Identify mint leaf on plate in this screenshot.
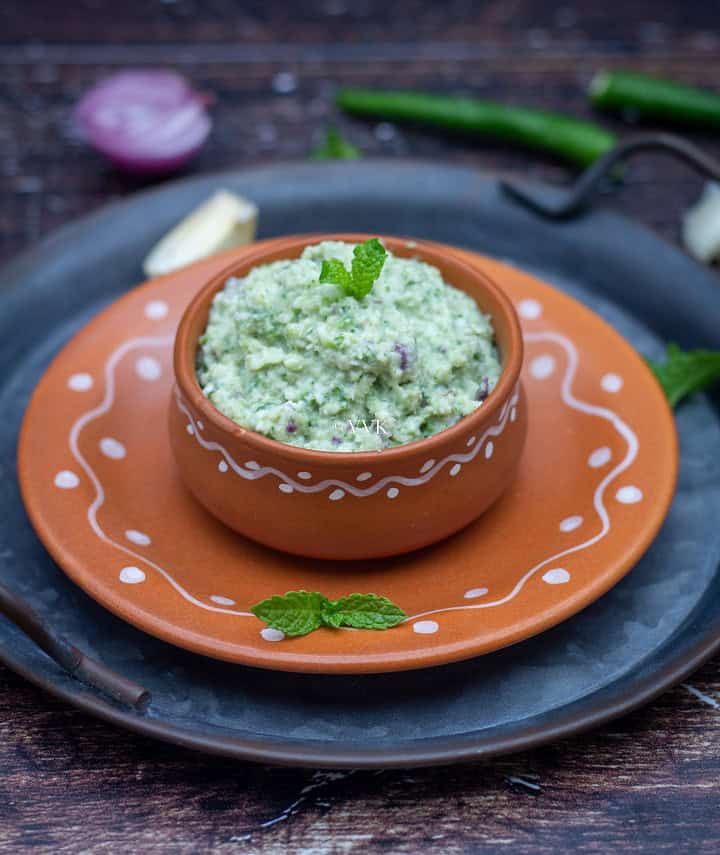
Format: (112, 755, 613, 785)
(319, 237, 387, 300)
(251, 590, 332, 637)
(648, 343, 720, 408)
(323, 593, 407, 630)
(309, 127, 361, 161)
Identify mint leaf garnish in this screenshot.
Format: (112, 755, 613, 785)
(251, 590, 331, 637)
(309, 127, 362, 160)
(319, 237, 387, 300)
(323, 593, 407, 630)
(351, 238, 388, 298)
(647, 343, 720, 408)
(251, 590, 407, 638)
(318, 258, 352, 292)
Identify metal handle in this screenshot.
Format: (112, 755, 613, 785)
(500, 133, 720, 219)
(0, 581, 151, 711)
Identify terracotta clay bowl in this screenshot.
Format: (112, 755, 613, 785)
(170, 234, 527, 559)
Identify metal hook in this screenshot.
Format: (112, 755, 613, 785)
(0, 581, 151, 711)
(500, 133, 720, 219)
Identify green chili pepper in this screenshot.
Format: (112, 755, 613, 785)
(589, 70, 720, 127)
(336, 88, 616, 167)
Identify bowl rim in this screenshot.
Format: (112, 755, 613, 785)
(173, 233, 524, 466)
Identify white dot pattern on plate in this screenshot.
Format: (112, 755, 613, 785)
(125, 529, 151, 546)
(186, 423, 194, 435)
(517, 298, 542, 319)
(196, 421, 204, 431)
(387, 487, 399, 499)
(530, 354, 556, 379)
(588, 446, 612, 468)
(210, 595, 236, 606)
(484, 441, 494, 460)
(464, 587, 489, 599)
(616, 485, 643, 504)
(144, 300, 169, 320)
(218, 460, 228, 473)
(246, 461, 260, 470)
(511, 407, 517, 422)
(450, 463, 461, 476)
(99, 437, 126, 460)
(413, 620, 439, 635)
(135, 356, 162, 381)
(119, 566, 146, 584)
(298, 471, 312, 480)
(54, 470, 79, 489)
(559, 515, 583, 533)
(542, 568, 570, 584)
(601, 373, 624, 393)
(466, 436, 476, 447)
(261, 627, 286, 642)
(357, 472, 372, 482)
(37, 308, 657, 676)
(329, 489, 345, 501)
(278, 483, 293, 493)
(67, 372, 93, 391)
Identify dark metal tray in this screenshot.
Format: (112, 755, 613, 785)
(1, 161, 719, 768)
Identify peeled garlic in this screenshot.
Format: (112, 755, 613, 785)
(682, 182, 720, 264)
(142, 190, 258, 276)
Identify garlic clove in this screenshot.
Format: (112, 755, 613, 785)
(682, 181, 720, 265)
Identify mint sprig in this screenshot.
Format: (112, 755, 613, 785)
(309, 127, 362, 160)
(251, 590, 407, 638)
(319, 237, 387, 300)
(647, 343, 720, 408)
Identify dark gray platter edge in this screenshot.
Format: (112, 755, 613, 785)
(3, 612, 720, 768)
(1, 159, 719, 769)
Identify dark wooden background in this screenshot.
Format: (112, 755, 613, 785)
(2, 1, 720, 851)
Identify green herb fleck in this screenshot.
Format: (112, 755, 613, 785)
(647, 343, 720, 408)
(309, 126, 362, 160)
(319, 237, 387, 300)
(251, 590, 407, 638)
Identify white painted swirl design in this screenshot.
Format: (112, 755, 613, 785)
(407, 331, 639, 622)
(176, 388, 519, 497)
(65, 328, 639, 636)
(67, 336, 252, 618)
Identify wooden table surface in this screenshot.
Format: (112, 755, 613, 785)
(2, 1, 719, 851)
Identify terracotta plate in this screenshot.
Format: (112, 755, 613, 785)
(18, 240, 677, 674)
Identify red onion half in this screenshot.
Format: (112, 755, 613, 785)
(74, 70, 212, 175)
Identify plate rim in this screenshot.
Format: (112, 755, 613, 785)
(1, 621, 719, 768)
